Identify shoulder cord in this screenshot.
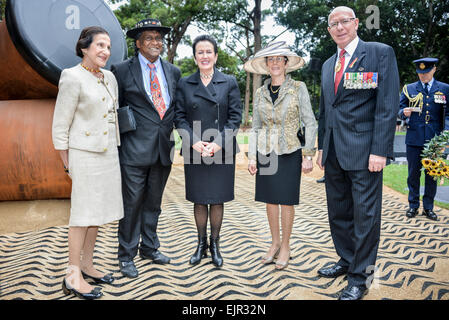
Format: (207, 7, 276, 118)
(402, 85, 423, 115)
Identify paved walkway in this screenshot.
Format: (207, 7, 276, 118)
(1, 165, 449, 300)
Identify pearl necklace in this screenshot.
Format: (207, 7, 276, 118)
(200, 72, 214, 79)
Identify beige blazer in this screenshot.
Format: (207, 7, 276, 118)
(52, 64, 120, 152)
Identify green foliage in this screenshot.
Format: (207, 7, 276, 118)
(422, 130, 449, 161)
(0, 0, 5, 21)
(272, 0, 449, 87)
(111, 0, 208, 62)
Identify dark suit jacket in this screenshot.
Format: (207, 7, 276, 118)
(318, 39, 400, 171)
(111, 56, 181, 167)
(398, 80, 449, 147)
(174, 69, 242, 161)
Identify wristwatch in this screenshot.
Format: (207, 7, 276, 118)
(305, 156, 312, 161)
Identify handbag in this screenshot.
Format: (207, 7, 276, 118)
(117, 106, 137, 134)
(297, 126, 306, 147)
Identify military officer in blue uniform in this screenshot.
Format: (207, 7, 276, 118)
(398, 57, 449, 221)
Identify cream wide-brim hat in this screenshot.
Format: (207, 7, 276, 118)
(243, 41, 305, 75)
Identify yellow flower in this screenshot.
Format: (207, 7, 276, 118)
(422, 159, 432, 167)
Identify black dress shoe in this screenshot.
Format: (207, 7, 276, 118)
(406, 207, 419, 218)
(339, 285, 368, 300)
(316, 176, 325, 183)
(119, 261, 138, 278)
(62, 278, 103, 300)
(190, 236, 208, 265)
(81, 271, 114, 284)
(317, 263, 348, 278)
(423, 209, 438, 221)
(140, 250, 171, 264)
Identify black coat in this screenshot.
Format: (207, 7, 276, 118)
(318, 40, 400, 170)
(174, 69, 242, 162)
(111, 56, 181, 166)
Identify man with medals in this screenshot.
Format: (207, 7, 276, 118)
(398, 57, 449, 221)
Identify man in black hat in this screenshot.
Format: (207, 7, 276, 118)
(398, 57, 449, 221)
(111, 19, 181, 278)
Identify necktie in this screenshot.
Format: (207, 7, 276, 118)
(424, 83, 429, 95)
(334, 49, 346, 94)
(148, 63, 167, 119)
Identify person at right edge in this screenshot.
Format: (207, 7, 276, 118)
(316, 6, 400, 300)
(398, 57, 449, 221)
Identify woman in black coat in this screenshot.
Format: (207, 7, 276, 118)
(174, 35, 242, 267)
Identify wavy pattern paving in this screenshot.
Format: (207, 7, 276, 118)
(1, 166, 448, 300)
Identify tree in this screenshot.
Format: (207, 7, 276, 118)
(111, 0, 208, 63)
(196, 0, 267, 126)
(272, 0, 449, 89)
(0, 0, 5, 21)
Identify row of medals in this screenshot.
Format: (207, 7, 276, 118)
(335, 60, 378, 89)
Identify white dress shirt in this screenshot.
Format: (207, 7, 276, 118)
(138, 52, 171, 108)
(334, 36, 360, 80)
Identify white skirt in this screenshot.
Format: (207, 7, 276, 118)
(68, 122, 124, 226)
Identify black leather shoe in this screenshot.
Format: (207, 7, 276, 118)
(119, 261, 138, 278)
(81, 271, 114, 284)
(190, 236, 208, 265)
(423, 209, 438, 221)
(405, 207, 419, 218)
(316, 176, 325, 183)
(209, 236, 223, 268)
(62, 278, 103, 300)
(338, 285, 368, 300)
(317, 263, 348, 278)
(140, 250, 171, 265)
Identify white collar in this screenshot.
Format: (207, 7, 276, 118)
(138, 52, 162, 69)
(338, 36, 359, 57)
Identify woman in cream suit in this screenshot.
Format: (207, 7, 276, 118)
(52, 26, 123, 300)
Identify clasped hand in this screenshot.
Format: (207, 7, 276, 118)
(192, 141, 221, 157)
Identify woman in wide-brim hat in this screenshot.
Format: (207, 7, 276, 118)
(245, 41, 317, 270)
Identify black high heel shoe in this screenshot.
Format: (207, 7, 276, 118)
(209, 236, 223, 268)
(190, 236, 208, 265)
(81, 271, 114, 284)
(62, 278, 103, 300)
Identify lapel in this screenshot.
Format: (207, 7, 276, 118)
(334, 39, 367, 101)
(160, 59, 174, 103)
(129, 56, 154, 108)
(324, 53, 337, 103)
(190, 68, 225, 104)
(429, 80, 439, 95)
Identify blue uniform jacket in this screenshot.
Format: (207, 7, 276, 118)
(398, 80, 449, 146)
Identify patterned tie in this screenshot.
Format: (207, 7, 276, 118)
(148, 63, 167, 119)
(334, 49, 346, 94)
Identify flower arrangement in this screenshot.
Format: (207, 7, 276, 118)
(421, 130, 449, 182)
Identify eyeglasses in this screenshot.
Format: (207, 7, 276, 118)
(328, 18, 356, 29)
(267, 57, 287, 63)
(142, 36, 163, 43)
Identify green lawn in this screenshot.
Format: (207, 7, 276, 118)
(383, 164, 449, 210)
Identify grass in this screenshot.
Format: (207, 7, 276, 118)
(383, 164, 449, 210)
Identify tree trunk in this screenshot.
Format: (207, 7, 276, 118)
(244, 71, 251, 126)
(252, 0, 262, 104)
